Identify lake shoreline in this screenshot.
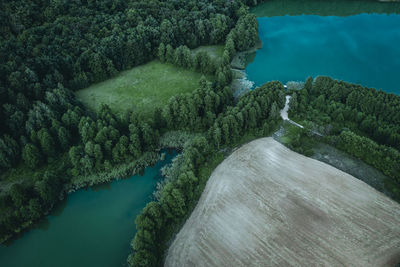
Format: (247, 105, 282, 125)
(230, 40, 262, 70)
(245, 14, 400, 94)
(230, 41, 262, 98)
(0, 151, 178, 266)
(0, 149, 175, 245)
(251, 0, 400, 17)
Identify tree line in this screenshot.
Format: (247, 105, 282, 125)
(290, 76, 400, 150)
(0, 0, 260, 243)
(128, 81, 285, 266)
(128, 136, 211, 266)
(290, 76, 400, 200)
(0, 170, 65, 239)
(334, 131, 400, 186)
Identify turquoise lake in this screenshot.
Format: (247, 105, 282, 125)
(1, 11, 400, 267)
(0, 151, 175, 267)
(245, 14, 400, 94)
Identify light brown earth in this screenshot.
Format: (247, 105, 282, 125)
(165, 138, 400, 267)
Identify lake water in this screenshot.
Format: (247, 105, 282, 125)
(245, 14, 400, 94)
(0, 151, 176, 267)
(1, 11, 400, 267)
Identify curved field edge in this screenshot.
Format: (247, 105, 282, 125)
(165, 137, 400, 266)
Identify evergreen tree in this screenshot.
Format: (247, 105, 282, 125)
(289, 93, 298, 113)
(213, 126, 222, 148)
(0, 135, 19, 168)
(225, 35, 236, 60)
(165, 45, 174, 64)
(158, 43, 166, 62)
(22, 144, 41, 169)
(38, 128, 56, 158)
(57, 126, 71, 150)
(304, 76, 313, 92)
(269, 102, 280, 120)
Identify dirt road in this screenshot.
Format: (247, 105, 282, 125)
(165, 138, 400, 267)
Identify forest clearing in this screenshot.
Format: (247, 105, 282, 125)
(76, 60, 212, 116)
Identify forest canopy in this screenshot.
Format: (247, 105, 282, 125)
(3, 1, 399, 266)
(0, 0, 261, 244)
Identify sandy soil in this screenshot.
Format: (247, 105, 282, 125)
(165, 138, 400, 267)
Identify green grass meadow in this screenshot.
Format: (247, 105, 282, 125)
(76, 60, 212, 117)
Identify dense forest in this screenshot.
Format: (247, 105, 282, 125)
(290, 76, 400, 149)
(289, 76, 400, 199)
(0, 0, 261, 243)
(2, 0, 399, 266)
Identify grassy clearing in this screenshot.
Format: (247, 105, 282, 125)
(75, 60, 212, 117)
(192, 45, 224, 59)
(279, 122, 316, 156)
(197, 152, 225, 189)
(251, 0, 400, 17)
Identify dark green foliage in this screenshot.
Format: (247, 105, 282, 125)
(3, 3, 399, 267)
(294, 76, 400, 149)
(157, 43, 166, 63)
(9, 184, 30, 208)
(282, 123, 316, 156)
(22, 143, 41, 169)
(0, 0, 245, 166)
(128, 81, 284, 266)
(0, 0, 253, 244)
(37, 128, 56, 158)
(129, 136, 210, 266)
(208, 81, 285, 147)
(128, 249, 157, 267)
(57, 126, 71, 150)
(334, 131, 400, 185)
(35, 171, 63, 208)
(232, 13, 260, 51)
(0, 0, 285, 256)
(0, 135, 20, 168)
(293, 76, 400, 201)
(152, 107, 166, 131)
(140, 123, 159, 152)
(224, 35, 236, 61)
(289, 92, 298, 112)
(0, 169, 65, 239)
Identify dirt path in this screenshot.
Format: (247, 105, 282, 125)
(165, 138, 400, 267)
(280, 95, 291, 120)
(280, 95, 325, 137)
(280, 95, 304, 129)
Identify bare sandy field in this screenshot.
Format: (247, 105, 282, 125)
(165, 138, 400, 267)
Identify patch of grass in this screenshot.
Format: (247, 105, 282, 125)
(251, 0, 400, 17)
(281, 123, 316, 156)
(192, 45, 224, 59)
(75, 60, 213, 117)
(198, 152, 225, 184)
